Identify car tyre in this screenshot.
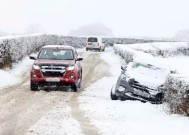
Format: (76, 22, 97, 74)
(110, 91, 118, 100)
(78, 71, 82, 88)
(71, 84, 78, 92)
(30, 80, 38, 91)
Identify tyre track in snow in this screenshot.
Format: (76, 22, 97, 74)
(68, 52, 110, 135)
(0, 69, 72, 135)
(0, 77, 69, 135)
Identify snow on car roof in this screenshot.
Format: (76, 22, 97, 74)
(126, 61, 168, 89)
(42, 45, 74, 49)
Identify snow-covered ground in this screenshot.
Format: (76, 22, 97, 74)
(79, 48, 189, 135)
(0, 46, 189, 135)
(0, 56, 33, 90)
(27, 104, 84, 135)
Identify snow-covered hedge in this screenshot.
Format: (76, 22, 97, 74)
(115, 42, 189, 57)
(0, 34, 87, 68)
(103, 37, 158, 46)
(165, 74, 189, 116)
(113, 44, 134, 64)
(0, 34, 159, 69)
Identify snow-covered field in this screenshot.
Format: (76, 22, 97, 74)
(79, 48, 189, 135)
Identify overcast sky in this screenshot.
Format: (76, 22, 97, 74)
(0, 0, 189, 37)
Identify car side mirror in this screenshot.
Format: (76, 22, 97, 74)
(76, 56, 83, 61)
(121, 65, 127, 70)
(29, 55, 36, 60)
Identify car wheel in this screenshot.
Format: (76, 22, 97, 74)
(30, 80, 38, 91)
(78, 71, 82, 88)
(103, 48, 105, 51)
(71, 84, 78, 92)
(86, 48, 88, 51)
(110, 91, 118, 100)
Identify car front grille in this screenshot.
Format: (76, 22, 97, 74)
(42, 71, 64, 77)
(128, 80, 151, 93)
(40, 64, 66, 77)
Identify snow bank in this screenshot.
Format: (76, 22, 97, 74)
(114, 43, 189, 115)
(0, 56, 33, 90)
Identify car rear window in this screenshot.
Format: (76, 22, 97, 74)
(88, 37, 98, 42)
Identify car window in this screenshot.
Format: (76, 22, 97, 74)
(38, 49, 74, 60)
(132, 62, 160, 70)
(88, 37, 98, 42)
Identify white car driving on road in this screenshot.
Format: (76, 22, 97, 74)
(86, 37, 105, 52)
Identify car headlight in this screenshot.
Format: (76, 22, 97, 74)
(117, 86, 125, 92)
(67, 65, 75, 70)
(33, 64, 40, 70)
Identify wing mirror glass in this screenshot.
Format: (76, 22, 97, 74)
(29, 55, 37, 60)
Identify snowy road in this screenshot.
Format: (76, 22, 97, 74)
(0, 47, 189, 135)
(0, 51, 109, 135)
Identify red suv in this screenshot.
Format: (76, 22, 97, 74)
(29, 45, 83, 92)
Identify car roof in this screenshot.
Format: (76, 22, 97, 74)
(87, 37, 102, 42)
(41, 45, 75, 50)
(87, 36, 102, 39)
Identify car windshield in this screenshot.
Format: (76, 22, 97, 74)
(38, 49, 74, 60)
(88, 37, 98, 42)
(132, 62, 161, 70)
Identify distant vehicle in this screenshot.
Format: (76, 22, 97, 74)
(86, 37, 105, 51)
(29, 45, 83, 92)
(110, 64, 165, 104)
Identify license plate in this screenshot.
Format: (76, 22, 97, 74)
(46, 78, 60, 82)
